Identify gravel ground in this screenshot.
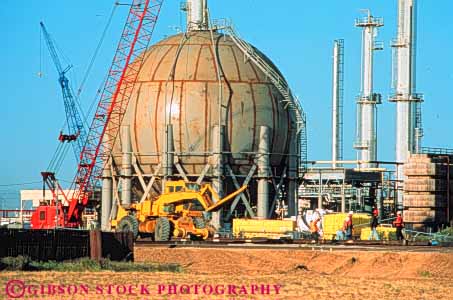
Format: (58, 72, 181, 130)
(1, 248, 452, 300)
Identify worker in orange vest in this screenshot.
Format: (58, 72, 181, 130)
(393, 211, 404, 241)
(335, 216, 349, 240)
(310, 216, 321, 242)
(344, 211, 354, 240)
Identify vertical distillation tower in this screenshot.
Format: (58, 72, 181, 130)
(390, 0, 423, 209)
(332, 39, 344, 169)
(354, 12, 383, 168)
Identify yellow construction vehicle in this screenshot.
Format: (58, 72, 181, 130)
(111, 180, 247, 240)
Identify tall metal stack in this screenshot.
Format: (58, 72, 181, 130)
(403, 154, 452, 231)
(390, 0, 424, 210)
(331, 39, 344, 169)
(353, 11, 383, 168)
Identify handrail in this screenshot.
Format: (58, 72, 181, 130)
(220, 23, 308, 170)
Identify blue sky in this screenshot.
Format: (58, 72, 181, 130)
(1, 1, 452, 208)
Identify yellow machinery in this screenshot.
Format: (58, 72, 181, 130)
(360, 225, 396, 241)
(322, 213, 371, 240)
(111, 180, 247, 240)
(232, 219, 296, 239)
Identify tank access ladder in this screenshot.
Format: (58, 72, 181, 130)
(223, 25, 307, 170)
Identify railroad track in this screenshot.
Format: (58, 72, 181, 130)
(135, 238, 453, 253)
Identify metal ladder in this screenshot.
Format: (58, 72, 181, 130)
(414, 101, 423, 153)
(224, 25, 308, 170)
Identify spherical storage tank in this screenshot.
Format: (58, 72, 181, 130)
(112, 30, 297, 202)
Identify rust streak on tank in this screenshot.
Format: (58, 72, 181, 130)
(249, 83, 257, 153)
(207, 44, 219, 82)
(247, 56, 261, 83)
(267, 85, 277, 149)
(154, 81, 163, 160)
(133, 83, 143, 156)
(151, 45, 175, 81)
(204, 81, 208, 162)
(137, 79, 274, 85)
(179, 82, 184, 154)
(229, 45, 242, 81)
(193, 45, 204, 80)
(229, 88, 233, 151)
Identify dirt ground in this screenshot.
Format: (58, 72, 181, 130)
(1, 247, 453, 300)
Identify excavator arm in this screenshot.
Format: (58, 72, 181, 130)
(205, 185, 248, 212)
(152, 184, 248, 212)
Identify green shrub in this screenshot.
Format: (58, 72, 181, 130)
(32, 258, 102, 272)
(0, 257, 182, 273)
(419, 270, 432, 278)
(0, 256, 35, 271)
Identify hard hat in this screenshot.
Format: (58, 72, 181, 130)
(397, 211, 402, 215)
(348, 211, 353, 215)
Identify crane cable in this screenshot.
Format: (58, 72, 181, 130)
(76, 3, 118, 100)
(57, 2, 118, 133)
(47, 139, 71, 173)
(46, 3, 118, 173)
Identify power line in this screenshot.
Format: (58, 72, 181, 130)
(0, 181, 42, 187)
(76, 3, 118, 99)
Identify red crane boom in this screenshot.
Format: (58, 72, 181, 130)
(31, 0, 163, 229)
(67, 0, 163, 225)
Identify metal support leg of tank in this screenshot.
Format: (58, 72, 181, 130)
(210, 125, 224, 229)
(196, 164, 211, 185)
(121, 126, 132, 208)
(210, 179, 223, 229)
(175, 162, 189, 182)
(110, 163, 121, 203)
(131, 155, 147, 193)
(139, 164, 161, 203)
(288, 180, 299, 216)
(287, 131, 299, 216)
(132, 158, 160, 202)
(225, 164, 256, 219)
(268, 169, 286, 218)
(162, 124, 175, 190)
(101, 167, 113, 231)
(109, 164, 120, 223)
(257, 126, 271, 219)
(109, 201, 118, 229)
